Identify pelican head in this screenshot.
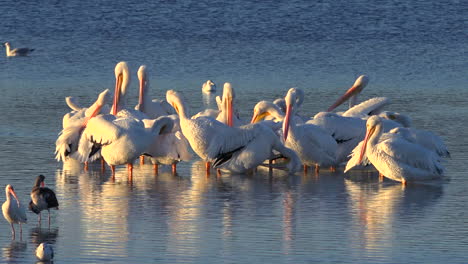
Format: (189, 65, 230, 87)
(328, 75, 369, 112)
(359, 115, 382, 163)
(112, 61, 130, 115)
(166, 90, 187, 118)
(36, 242, 54, 261)
(4, 42, 10, 47)
(83, 89, 110, 127)
(250, 101, 282, 124)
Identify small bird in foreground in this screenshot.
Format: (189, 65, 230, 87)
(36, 242, 54, 261)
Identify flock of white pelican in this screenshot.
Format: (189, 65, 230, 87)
(53, 61, 449, 185)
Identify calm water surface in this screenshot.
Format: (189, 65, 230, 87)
(0, 0, 467, 263)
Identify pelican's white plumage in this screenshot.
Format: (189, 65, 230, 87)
(4, 42, 34, 57)
(75, 114, 175, 168)
(2, 185, 27, 238)
(202, 80, 217, 93)
(345, 116, 444, 184)
(55, 89, 110, 162)
(282, 88, 338, 171)
(388, 127, 450, 158)
(166, 90, 300, 173)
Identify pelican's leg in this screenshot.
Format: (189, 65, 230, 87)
(172, 164, 177, 174)
(48, 209, 51, 228)
(19, 223, 23, 240)
(379, 173, 384, 182)
(330, 166, 336, 172)
(303, 165, 308, 174)
(217, 169, 221, 177)
(153, 164, 159, 175)
(111, 165, 116, 176)
(101, 158, 106, 172)
(10, 223, 15, 239)
(315, 165, 320, 174)
(38, 212, 42, 224)
(140, 156, 145, 165)
(205, 162, 211, 175)
(401, 179, 407, 186)
(128, 163, 133, 181)
(84, 161, 89, 171)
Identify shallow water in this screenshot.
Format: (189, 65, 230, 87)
(0, 0, 467, 263)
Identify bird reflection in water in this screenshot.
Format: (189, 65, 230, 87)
(1, 240, 27, 261)
(345, 178, 443, 257)
(30, 226, 59, 246)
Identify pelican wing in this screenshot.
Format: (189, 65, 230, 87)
(72, 115, 120, 162)
(377, 137, 444, 175)
(205, 122, 261, 161)
(342, 97, 391, 118)
(344, 140, 371, 172)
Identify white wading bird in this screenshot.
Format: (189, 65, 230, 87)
(4, 42, 34, 57)
(133, 65, 191, 172)
(202, 80, 217, 93)
(281, 88, 338, 173)
(2, 185, 27, 239)
(166, 90, 301, 174)
(327, 75, 391, 118)
(345, 116, 444, 184)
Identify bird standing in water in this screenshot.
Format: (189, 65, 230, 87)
(29, 175, 59, 227)
(2, 184, 27, 239)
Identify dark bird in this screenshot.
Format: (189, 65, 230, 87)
(29, 175, 59, 226)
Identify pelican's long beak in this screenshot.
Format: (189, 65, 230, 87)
(227, 96, 233, 127)
(358, 125, 375, 163)
(282, 104, 292, 141)
(9, 187, 20, 207)
(112, 73, 123, 116)
(327, 84, 363, 112)
(82, 103, 104, 128)
(138, 76, 145, 112)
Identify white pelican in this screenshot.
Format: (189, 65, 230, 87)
(327, 75, 391, 118)
(29, 175, 59, 226)
(215, 83, 245, 127)
(202, 80, 216, 93)
(282, 88, 338, 173)
(134, 65, 175, 117)
(134, 65, 191, 172)
(76, 114, 176, 176)
(36, 242, 54, 261)
(2, 185, 27, 239)
(55, 89, 110, 162)
(346, 116, 444, 184)
(3, 42, 34, 57)
(111, 62, 147, 120)
(166, 90, 300, 174)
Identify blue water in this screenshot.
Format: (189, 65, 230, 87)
(0, 0, 467, 263)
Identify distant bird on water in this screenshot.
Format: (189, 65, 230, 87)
(29, 175, 59, 226)
(2, 184, 27, 239)
(4, 42, 34, 57)
(36, 242, 54, 261)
